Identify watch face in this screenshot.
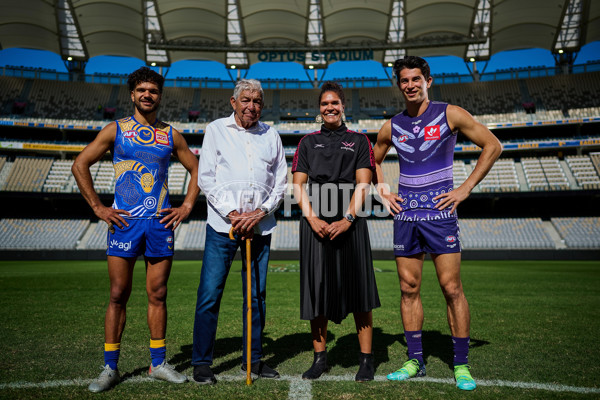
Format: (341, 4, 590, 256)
(345, 214, 354, 222)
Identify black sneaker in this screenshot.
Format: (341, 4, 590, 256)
(193, 365, 217, 385)
(241, 361, 280, 379)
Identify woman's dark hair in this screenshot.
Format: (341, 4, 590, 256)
(319, 81, 345, 105)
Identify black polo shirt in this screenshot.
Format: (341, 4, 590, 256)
(292, 124, 375, 184)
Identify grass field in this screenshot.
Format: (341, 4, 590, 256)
(1, 259, 599, 399)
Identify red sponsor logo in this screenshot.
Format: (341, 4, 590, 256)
(397, 134, 409, 143)
(155, 130, 169, 145)
(167, 236, 173, 244)
(424, 125, 440, 141)
(123, 130, 138, 138)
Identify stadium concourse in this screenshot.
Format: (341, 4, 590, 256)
(0, 65, 599, 260)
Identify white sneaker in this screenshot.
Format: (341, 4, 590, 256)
(88, 365, 120, 393)
(149, 361, 187, 383)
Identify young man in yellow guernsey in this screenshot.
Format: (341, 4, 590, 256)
(72, 67, 199, 393)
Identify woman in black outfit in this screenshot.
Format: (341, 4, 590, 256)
(292, 81, 380, 382)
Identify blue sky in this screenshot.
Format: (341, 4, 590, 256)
(1, 41, 598, 80)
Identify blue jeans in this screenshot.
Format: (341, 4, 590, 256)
(192, 224, 271, 366)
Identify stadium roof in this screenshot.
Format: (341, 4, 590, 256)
(0, 0, 598, 69)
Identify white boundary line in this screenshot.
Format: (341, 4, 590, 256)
(1, 374, 599, 396)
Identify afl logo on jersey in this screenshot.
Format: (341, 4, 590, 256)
(424, 125, 441, 141)
(397, 134, 409, 143)
(445, 235, 457, 243)
(155, 130, 169, 145)
(123, 130, 138, 138)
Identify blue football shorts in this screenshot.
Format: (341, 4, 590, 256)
(106, 218, 174, 258)
(393, 217, 461, 257)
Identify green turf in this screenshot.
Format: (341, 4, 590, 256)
(0, 259, 599, 399)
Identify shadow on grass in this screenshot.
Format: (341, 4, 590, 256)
(324, 328, 489, 373)
(168, 332, 320, 374)
(165, 329, 489, 377)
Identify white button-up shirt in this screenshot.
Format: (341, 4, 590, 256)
(198, 113, 287, 235)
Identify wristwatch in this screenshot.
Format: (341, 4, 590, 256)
(344, 213, 355, 223)
(260, 206, 269, 215)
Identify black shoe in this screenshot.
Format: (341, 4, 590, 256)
(241, 361, 280, 379)
(302, 351, 329, 380)
(193, 365, 217, 385)
(355, 352, 374, 382)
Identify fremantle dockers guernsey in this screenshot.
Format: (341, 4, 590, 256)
(390, 101, 457, 221)
(112, 116, 173, 218)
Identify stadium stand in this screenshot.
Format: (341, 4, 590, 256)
(2, 156, 53, 192)
(43, 159, 75, 192)
(458, 218, 555, 249)
(179, 220, 207, 250)
(1, 72, 599, 124)
(0, 154, 597, 195)
(540, 156, 570, 190)
(76, 221, 108, 250)
(367, 219, 394, 250)
(565, 155, 600, 189)
(552, 217, 600, 249)
(0, 218, 89, 249)
(279, 88, 320, 116)
(0, 68, 598, 257)
(453, 160, 470, 189)
(520, 156, 571, 191)
(270, 219, 300, 250)
(2, 216, 597, 251)
(588, 152, 600, 176)
(359, 87, 402, 116)
(168, 162, 191, 195)
(28, 79, 113, 120)
(437, 79, 522, 116)
(91, 161, 115, 194)
(476, 158, 520, 192)
(526, 72, 600, 113)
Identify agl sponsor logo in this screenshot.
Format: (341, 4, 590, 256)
(110, 239, 132, 251)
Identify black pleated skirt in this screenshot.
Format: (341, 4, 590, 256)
(299, 215, 381, 324)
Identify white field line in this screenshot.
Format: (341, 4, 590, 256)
(1, 374, 599, 395)
(288, 377, 312, 400)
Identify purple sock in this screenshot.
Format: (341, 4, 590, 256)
(404, 330, 424, 364)
(452, 336, 470, 366)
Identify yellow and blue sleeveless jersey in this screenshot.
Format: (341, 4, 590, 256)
(112, 116, 173, 218)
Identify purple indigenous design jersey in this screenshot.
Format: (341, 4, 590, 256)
(390, 101, 457, 221)
(112, 116, 173, 218)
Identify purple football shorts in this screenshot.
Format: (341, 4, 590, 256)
(393, 217, 461, 256)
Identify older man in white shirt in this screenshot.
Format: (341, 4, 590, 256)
(192, 79, 287, 385)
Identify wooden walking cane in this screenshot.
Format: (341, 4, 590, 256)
(229, 227, 253, 385)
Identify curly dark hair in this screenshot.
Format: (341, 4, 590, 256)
(393, 56, 431, 81)
(127, 67, 165, 93)
(318, 81, 345, 105)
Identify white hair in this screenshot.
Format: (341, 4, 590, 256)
(232, 79, 264, 100)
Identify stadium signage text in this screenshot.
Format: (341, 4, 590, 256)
(581, 138, 600, 145)
(257, 50, 374, 63)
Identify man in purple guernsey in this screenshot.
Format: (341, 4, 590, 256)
(372, 56, 502, 391)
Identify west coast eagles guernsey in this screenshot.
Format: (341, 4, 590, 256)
(112, 116, 173, 218)
(390, 101, 457, 221)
